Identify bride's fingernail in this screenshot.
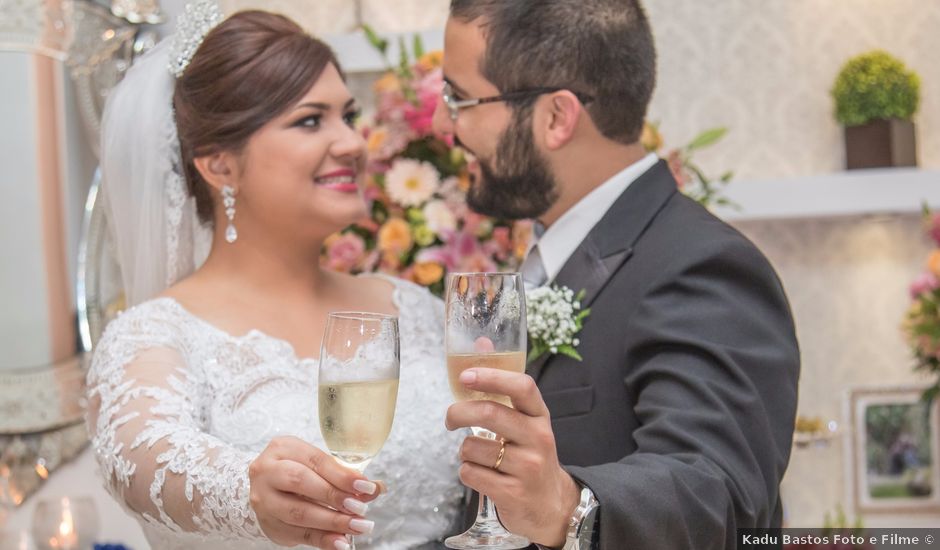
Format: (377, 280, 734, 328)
(343, 497, 368, 516)
(350, 518, 375, 535)
(334, 540, 351, 550)
(353, 479, 377, 495)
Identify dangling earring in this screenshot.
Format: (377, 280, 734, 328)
(222, 185, 238, 243)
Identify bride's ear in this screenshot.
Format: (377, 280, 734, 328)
(193, 151, 238, 193)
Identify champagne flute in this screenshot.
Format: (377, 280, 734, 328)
(444, 272, 530, 550)
(318, 312, 400, 550)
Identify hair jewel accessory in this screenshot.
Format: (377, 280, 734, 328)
(168, 0, 224, 77)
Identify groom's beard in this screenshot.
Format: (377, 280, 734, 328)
(463, 110, 559, 220)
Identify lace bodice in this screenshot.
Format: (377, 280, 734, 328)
(87, 275, 464, 549)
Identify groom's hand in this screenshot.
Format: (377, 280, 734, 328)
(445, 369, 581, 548)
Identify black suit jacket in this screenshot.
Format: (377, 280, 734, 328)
(513, 160, 798, 549)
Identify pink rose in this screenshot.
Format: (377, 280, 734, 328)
(491, 226, 511, 252)
(666, 149, 689, 189)
(458, 252, 498, 274)
(325, 233, 366, 272)
(929, 214, 940, 246)
(910, 272, 939, 298)
(398, 71, 443, 136)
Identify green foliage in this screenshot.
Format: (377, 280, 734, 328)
(361, 24, 388, 55)
(831, 50, 921, 126)
(686, 127, 728, 151)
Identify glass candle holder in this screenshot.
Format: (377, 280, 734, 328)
(31, 497, 98, 550)
(0, 530, 38, 550)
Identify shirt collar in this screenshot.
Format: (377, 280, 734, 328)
(534, 153, 659, 283)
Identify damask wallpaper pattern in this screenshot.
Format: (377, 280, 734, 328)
(646, 0, 940, 180)
(733, 215, 936, 527)
(219, 0, 940, 181)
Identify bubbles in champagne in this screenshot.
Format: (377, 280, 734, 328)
(319, 379, 399, 467)
(446, 351, 526, 406)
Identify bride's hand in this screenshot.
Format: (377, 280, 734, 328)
(249, 436, 383, 548)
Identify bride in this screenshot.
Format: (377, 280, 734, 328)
(86, 5, 462, 550)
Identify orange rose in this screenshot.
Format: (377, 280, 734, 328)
(377, 218, 413, 254)
(374, 72, 400, 94)
(413, 261, 444, 286)
(417, 50, 444, 72)
(457, 171, 472, 193)
(641, 121, 663, 152)
(512, 221, 534, 261)
(367, 126, 389, 155)
(928, 250, 940, 277)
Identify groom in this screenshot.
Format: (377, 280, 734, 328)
(433, 0, 800, 548)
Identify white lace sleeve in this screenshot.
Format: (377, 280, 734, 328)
(86, 305, 265, 540)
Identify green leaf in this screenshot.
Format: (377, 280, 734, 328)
(361, 24, 388, 55)
(557, 345, 583, 361)
(527, 343, 548, 365)
(398, 35, 410, 71)
(413, 34, 425, 60)
(576, 308, 591, 322)
(575, 288, 587, 301)
(686, 127, 728, 151)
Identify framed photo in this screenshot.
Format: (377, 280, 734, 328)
(847, 385, 940, 513)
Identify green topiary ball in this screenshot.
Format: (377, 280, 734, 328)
(831, 50, 920, 127)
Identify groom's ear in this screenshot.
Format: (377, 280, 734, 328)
(193, 151, 238, 192)
(540, 91, 582, 151)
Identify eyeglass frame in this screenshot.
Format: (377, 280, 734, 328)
(441, 81, 594, 121)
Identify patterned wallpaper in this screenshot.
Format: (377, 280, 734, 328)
(645, 0, 940, 180)
(219, 0, 940, 180)
(732, 215, 937, 527)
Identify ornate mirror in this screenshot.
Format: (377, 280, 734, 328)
(0, 0, 151, 512)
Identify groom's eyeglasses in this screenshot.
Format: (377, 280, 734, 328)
(441, 81, 594, 121)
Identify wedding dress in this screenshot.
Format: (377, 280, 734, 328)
(86, 274, 464, 550)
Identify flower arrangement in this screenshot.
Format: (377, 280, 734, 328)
(320, 31, 530, 296)
(832, 50, 920, 127)
(902, 209, 940, 402)
(641, 122, 734, 209)
(526, 286, 590, 364)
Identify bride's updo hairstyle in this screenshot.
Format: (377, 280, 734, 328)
(173, 10, 341, 225)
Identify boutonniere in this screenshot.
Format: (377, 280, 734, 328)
(526, 285, 591, 364)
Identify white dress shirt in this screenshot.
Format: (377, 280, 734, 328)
(523, 153, 659, 285)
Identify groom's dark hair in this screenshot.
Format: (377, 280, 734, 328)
(450, 0, 656, 144)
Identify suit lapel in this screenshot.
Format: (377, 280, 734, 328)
(527, 160, 678, 382)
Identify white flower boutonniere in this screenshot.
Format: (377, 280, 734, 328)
(526, 285, 591, 364)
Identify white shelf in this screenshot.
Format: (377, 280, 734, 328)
(324, 29, 444, 74)
(711, 168, 940, 222)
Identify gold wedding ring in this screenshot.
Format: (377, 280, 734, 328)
(493, 438, 506, 471)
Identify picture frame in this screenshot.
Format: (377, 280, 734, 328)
(847, 385, 940, 513)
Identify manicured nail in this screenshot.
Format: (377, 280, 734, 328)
(334, 540, 351, 550)
(343, 497, 369, 516)
(350, 518, 375, 535)
(353, 479, 377, 495)
(460, 369, 477, 385)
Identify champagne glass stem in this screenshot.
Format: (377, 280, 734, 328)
(476, 492, 501, 527)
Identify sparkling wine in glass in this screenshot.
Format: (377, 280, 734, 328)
(318, 312, 400, 549)
(444, 272, 529, 550)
